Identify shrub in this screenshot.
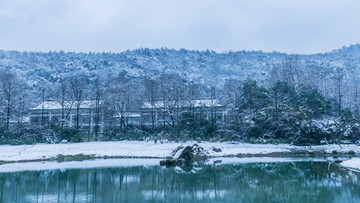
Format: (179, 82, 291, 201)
(9, 138, 25, 145)
(23, 137, 36, 145)
(59, 128, 83, 143)
(100, 136, 110, 142)
(70, 135, 82, 143)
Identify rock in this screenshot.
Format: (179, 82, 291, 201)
(160, 159, 182, 166)
(160, 144, 208, 167)
(212, 147, 222, 152)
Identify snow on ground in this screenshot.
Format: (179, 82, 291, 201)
(341, 158, 360, 171)
(0, 141, 359, 163)
(0, 158, 161, 173)
(0, 157, 341, 173)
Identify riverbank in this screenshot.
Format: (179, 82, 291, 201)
(341, 158, 360, 172)
(0, 141, 359, 163)
(0, 157, 350, 173)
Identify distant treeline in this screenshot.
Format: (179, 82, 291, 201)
(1, 46, 360, 145)
(0, 68, 359, 145)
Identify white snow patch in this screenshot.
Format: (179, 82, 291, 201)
(341, 158, 360, 171)
(0, 158, 160, 173)
(0, 157, 338, 173)
(208, 157, 337, 165)
(0, 141, 359, 163)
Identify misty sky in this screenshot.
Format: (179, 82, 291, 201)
(0, 0, 359, 54)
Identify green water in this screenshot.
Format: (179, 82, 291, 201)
(0, 161, 359, 202)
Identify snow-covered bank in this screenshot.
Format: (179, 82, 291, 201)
(0, 158, 161, 173)
(341, 158, 360, 171)
(0, 157, 343, 173)
(0, 141, 359, 163)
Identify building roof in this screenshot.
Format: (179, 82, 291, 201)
(29, 100, 99, 111)
(10, 116, 30, 123)
(142, 99, 223, 109)
(113, 112, 141, 118)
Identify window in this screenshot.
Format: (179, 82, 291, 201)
(141, 114, 152, 124)
(128, 118, 139, 125)
(30, 117, 40, 124)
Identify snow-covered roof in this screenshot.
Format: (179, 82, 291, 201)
(29, 100, 100, 111)
(113, 112, 141, 118)
(142, 99, 223, 109)
(10, 116, 30, 123)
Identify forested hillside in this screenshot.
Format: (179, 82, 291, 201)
(1, 44, 360, 145)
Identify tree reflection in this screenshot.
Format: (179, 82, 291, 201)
(0, 162, 359, 202)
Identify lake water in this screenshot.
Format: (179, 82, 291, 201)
(0, 159, 359, 202)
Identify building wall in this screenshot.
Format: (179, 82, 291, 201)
(139, 106, 226, 126)
(29, 109, 104, 134)
(29, 104, 227, 130)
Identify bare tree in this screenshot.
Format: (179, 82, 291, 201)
(187, 81, 201, 130)
(143, 77, 159, 130)
(106, 75, 142, 130)
(221, 79, 242, 127)
(49, 78, 76, 129)
(92, 77, 105, 139)
(59, 78, 72, 129)
(156, 74, 188, 136)
(68, 76, 88, 129)
(277, 56, 308, 90)
(0, 69, 24, 131)
(332, 68, 345, 115)
(351, 77, 360, 112)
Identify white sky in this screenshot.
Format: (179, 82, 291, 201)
(0, 0, 359, 54)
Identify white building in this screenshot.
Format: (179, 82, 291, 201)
(140, 99, 226, 126)
(29, 100, 104, 133)
(29, 99, 227, 130)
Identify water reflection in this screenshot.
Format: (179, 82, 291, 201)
(0, 161, 359, 202)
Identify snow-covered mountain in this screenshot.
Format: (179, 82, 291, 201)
(1, 44, 360, 101)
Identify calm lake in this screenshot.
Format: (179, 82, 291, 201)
(0, 159, 359, 202)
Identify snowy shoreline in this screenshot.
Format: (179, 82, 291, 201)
(0, 141, 358, 172)
(340, 158, 360, 172)
(0, 141, 359, 161)
(0, 157, 347, 173)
